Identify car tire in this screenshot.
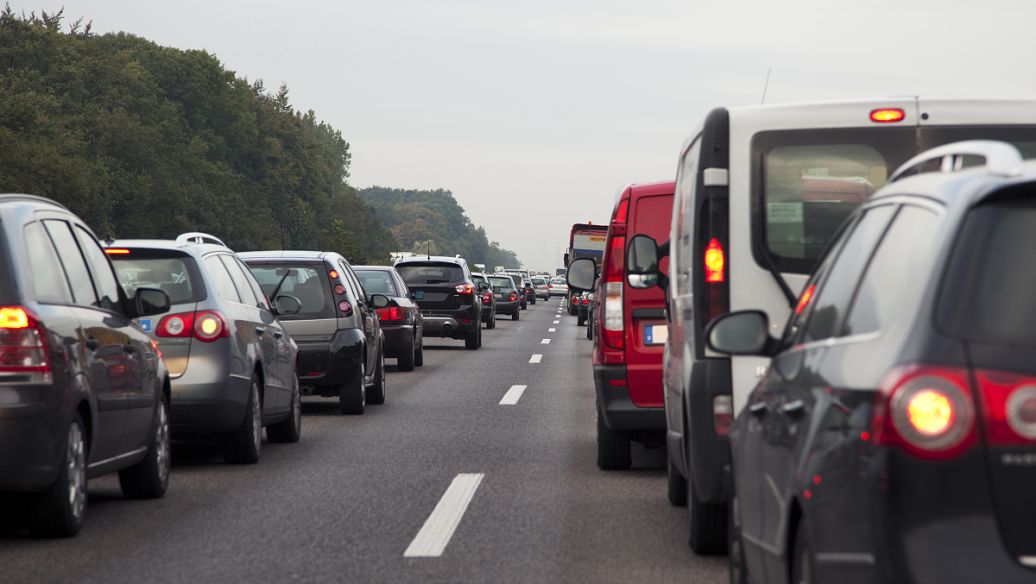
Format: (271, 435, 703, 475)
(687, 478, 729, 555)
(667, 457, 688, 507)
(512, 308, 519, 321)
(267, 377, 302, 443)
(577, 312, 587, 326)
(596, 409, 632, 470)
(465, 328, 479, 350)
(414, 334, 424, 367)
(339, 360, 366, 415)
(223, 375, 263, 464)
(29, 415, 87, 538)
(791, 520, 815, 584)
(119, 397, 171, 499)
(398, 337, 416, 372)
(728, 498, 749, 584)
(530, 296, 536, 305)
(487, 310, 496, 329)
(367, 349, 387, 405)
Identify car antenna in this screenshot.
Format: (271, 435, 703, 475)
(427, 241, 431, 260)
(760, 68, 772, 104)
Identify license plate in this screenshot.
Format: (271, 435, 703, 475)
(138, 318, 153, 333)
(644, 324, 668, 345)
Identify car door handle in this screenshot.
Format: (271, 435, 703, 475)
(85, 338, 100, 350)
(781, 399, 806, 416)
(749, 401, 769, 417)
(255, 326, 267, 336)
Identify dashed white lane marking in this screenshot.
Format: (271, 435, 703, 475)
(541, 339, 551, 344)
(529, 354, 543, 364)
(499, 384, 528, 405)
(548, 328, 556, 332)
(553, 320, 560, 324)
(404, 473, 485, 558)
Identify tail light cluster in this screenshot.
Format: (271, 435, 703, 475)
(974, 371, 1036, 444)
(156, 311, 229, 342)
(0, 306, 50, 373)
(713, 395, 733, 436)
(482, 291, 493, 304)
(455, 283, 475, 295)
(602, 234, 626, 352)
(508, 292, 518, 302)
(699, 200, 729, 325)
(375, 306, 405, 323)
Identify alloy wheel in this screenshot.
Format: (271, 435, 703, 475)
(156, 402, 170, 485)
(67, 424, 86, 521)
(250, 381, 262, 452)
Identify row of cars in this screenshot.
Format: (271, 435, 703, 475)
(565, 98, 1036, 583)
(0, 202, 547, 538)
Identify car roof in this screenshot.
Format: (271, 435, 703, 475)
(396, 255, 467, 265)
(238, 250, 339, 262)
(108, 239, 232, 254)
(0, 194, 68, 211)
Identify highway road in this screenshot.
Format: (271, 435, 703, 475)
(0, 300, 726, 583)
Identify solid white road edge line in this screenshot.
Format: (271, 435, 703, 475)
(541, 339, 551, 344)
(529, 354, 543, 363)
(403, 473, 485, 558)
(499, 384, 528, 405)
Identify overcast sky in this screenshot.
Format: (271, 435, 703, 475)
(11, 0, 1036, 267)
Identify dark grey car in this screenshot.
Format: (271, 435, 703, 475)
(0, 195, 172, 537)
(109, 234, 302, 464)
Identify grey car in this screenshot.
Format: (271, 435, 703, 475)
(240, 251, 388, 415)
(108, 233, 302, 464)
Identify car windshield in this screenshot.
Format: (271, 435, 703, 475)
(110, 251, 204, 305)
(355, 270, 398, 296)
(551, 278, 566, 285)
(247, 263, 333, 319)
(397, 262, 465, 285)
(489, 276, 514, 292)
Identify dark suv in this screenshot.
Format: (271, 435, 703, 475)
(708, 142, 1036, 583)
(395, 256, 482, 350)
(0, 195, 172, 537)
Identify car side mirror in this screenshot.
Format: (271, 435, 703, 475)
(132, 287, 170, 318)
(567, 257, 597, 291)
(627, 234, 661, 289)
(274, 294, 302, 315)
(705, 310, 776, 356)
(370, 294, 391, 309)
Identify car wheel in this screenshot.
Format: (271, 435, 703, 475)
(339, 359, 366, 415)
(596, 409, 631, 470)
(223, 375, 263, 464)
(367, 348, 387, 405)
(791, 521, 814, 584)
(667, 456, 687, 507)
(530, 296, 536, 305)
(398, 336, 416, 372)
(512, 308, 519, 321)
(414, 333, 424, 367)
(729, 498, 749, 584)
(119, 397, 171, 498)
(687, 476, 728, 555)
(29, 415, 87, 538)
(477, 324, 483, 347)
(464, 328, 479, 350)
(487, 310, 496, 329)
(267, 377, 302, 443)
(577, 312, 586, 326)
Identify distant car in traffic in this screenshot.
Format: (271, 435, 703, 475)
(576, 291, 593, 326)
(505, 269, 536, 305)
(471, 272, 497, 329)
(354, 265, 424, 371)
(0, 195, 173, 537)
(110, 234, 302, 463)
(531, 276, 550, 300)
(489, 274, 520, 321)
(396, 256, 483, 350)
(501, 273, 528, 310)
(241, 251, 388, 415)
(711, 142, 1036, 583)
(549, 277, 568, 297)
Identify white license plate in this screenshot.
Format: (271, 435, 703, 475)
(644, 324, 668, 345)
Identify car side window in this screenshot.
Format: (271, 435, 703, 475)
(844, 205, 940, 336)
(340, 262, 366, 301)
(203, 255, 241, 303)
(334, 261, 359, 302)
(236, 258, 271, 310)
(392, 271, 411, 298)
(73, 226, 121, 312)
(801, 205, 896, 343)
(43, 220, 98, 308)
(781, 218, 854, 346)
(675, 137, 700, 297)
(219, 255, 258, 307)
(24, 222, 70, 304)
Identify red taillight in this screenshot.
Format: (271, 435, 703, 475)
(157, 310, 228, 342)
(509, 292, 518, 302)
(376, 306, 405, 322)
(482, 292, 492, 304)
(974, 371, 1036, 444)
(795, 284, 816, 315)
(334, 284, 346, 296)
(869, 108, 905, 123)
(612, 198, 629, 224)
(0, 306, 49, 372)
(455, 283, 474, 295)
(601, 235, 625, 350)
(704, 238, 725, 283)
(338, 300, 353, 315)
(713, 395, 733, 437)
(872, 366, 976, 459)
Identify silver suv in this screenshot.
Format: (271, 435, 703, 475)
(107, 233, 302, 464)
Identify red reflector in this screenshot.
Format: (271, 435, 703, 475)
(104, 248, 131, 255)
(869, 108, 905, 123)
(704, 238, 725, 283)
(338, 300, 353, 314)
(334, 284, 346, 296)
(607, 378, 627, 387)
(795, 284, 816, 315)
(602, 351, 625, 365)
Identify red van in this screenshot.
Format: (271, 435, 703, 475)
(592, 181, 674, 470)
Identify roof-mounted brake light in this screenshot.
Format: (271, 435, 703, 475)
(870, 108, 905, 123)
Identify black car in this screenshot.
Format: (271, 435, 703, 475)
(471, 273, 497, 329)
(241, 251, 389, 415)
(395, 256, 482, 350)
(488, 274, 520, 321)
(502, 273, 528, 310)
(354, 265, 424, 371)
(0, 194, 172, 537)
(707, 142, 1036, 583)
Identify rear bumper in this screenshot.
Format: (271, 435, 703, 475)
(549, 289, 568, 297)
(0, 386, 64, 491)
(297, 330, 364, 396)
(496, 300, 519, 314)
(422, 309, 479, 338)
(481, 305, 495, 321)
(381, 325, 414, 357)
(171, 374, 252, 435)
(594, 365, 665, 432)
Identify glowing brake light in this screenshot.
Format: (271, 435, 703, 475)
(104, 248, 131, 255)
(376, 306, 404, 322)
(873, 366, 975, 459)
(704, 238, 725, 283)
(906, 390, 955, 436)
(0, 307, 31, 329)
(869, 108, 905, 123)
(328, 270, 339, 279)
(0, 306, 49, 372)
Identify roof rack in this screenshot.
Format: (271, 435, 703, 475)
(176, 232, 228, 247)
(888, 140, 1023, 184)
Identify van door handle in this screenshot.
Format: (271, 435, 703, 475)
(255, 326, 267, 336)
(781, 399, 805, 416)
(749, 402, 768, 417)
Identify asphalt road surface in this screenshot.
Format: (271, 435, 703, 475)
(0, 299, 726, 584)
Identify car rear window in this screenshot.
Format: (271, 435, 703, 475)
(355, 270, 398, 296)
(110, 249, 205, 305)
(397, 262, 465, 285)
(938, 195, 1036, 346)
(247, 263, 334, 320)
(489, 276, 514, 292)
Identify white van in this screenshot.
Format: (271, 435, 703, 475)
(626, 98, 1036, 555)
